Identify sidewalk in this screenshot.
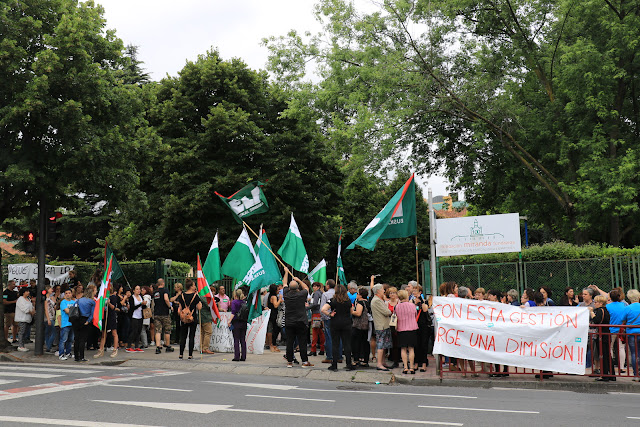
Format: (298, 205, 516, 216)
(3, 342, 640, 392)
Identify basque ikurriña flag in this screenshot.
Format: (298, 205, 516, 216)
(197, 254, 221, 323)
(93, 254, 113, 330)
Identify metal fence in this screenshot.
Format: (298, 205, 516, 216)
(426, 255, 640, 298)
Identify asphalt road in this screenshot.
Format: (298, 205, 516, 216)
(0, 361, 639, 426)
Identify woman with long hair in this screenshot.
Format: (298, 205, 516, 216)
(267, 283, 283, 352)
(177, 279, 202, 360)
(322, 284, 354, 371)
(125, 285, 147, 353)
(72, 285, 96, 362)
(559, 287, 579, 306)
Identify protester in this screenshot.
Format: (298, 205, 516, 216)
(72, 284, 96, 362)
(488, 290, 509, 377)
(153, 278, 174, 354)
(67, 270, 80, 288)
(308, 282, 325, 356)
(521, 288, 536, 307)
(59, 289, 75, 360)
(283, 269, 313, 368)
(15, 288, 34, 352)
(624, 289, 640, 381)
(3, 280, 18, 343)
(559, 287, 579, 306)
(607, 288, 627, 374)
(321, 279, 340, 364)
(474, 287, 486, 301)
(347, 281, 358, 304)
(321, 284, 353, 371)
(95, 284, 120, 359)
(457, 286, 470, 299)
(266, 283, 283, 352)
(394, 290, 418, 374)
(351, 287, 370, 367)
(216, 285, 231, 312)
(579, 288, 596, 308)
(117, 287, 130, 348)
(590, 295, 613, 381)
(414, 291, 432, 371)
(176, 279, 201, 360)
(386, 286, 400, 369)
(44, 285, 56, 352)
(539, 286, 555, 306)
(199, 290, 215, 355)
(507, 289, 520, 306)
(440, 281, 458, 297)
(228, 289, 247, 361)
(125, 285, 147, 352)
(371, 282, 392, 371)
(141, 286, 152, 348)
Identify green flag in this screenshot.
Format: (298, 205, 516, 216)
(215, 181, 269, 224)
(347, 174, 417, 251)
(254, 227, 282, 287)
(337, 227, 347, 285)
(105, 242, 124, 282)
(202, 232, 222, 284)
(221, 228, 256, 281)
(308, 259, 327, 285)
(277, 213, 309, 273)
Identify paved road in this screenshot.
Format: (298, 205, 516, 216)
(0, 361, 639, 426)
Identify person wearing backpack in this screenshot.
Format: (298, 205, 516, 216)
(228, 289, 248, 361)
(177, 279, 202, 360)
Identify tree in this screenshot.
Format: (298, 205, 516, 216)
(264, 0, 640, 247)
(0, 0, 144, 229)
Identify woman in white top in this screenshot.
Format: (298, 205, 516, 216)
(125, 285, 147, 352)
(140, 286, 153, 347)
(15, 288, 35, 351)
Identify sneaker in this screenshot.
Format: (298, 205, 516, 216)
(80, 358, 88, 362)
(106, 347, 114, 351)
(59, 354, 68, 361)
(287, 363, 293, 368)
(165, 346, 174, 353)
(135, 348, 144, 352)
(17, 347, 28, 352)
(302, 362, 314, 368)
(125, 348, 135, 353)
(155, 347, 162, 354)
(55, 351, 60, 356)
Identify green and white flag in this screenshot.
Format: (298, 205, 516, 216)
(221, 228, 257, 282)
(347, 174, 417, 251)
(202, 232, 222, 284)
(337, 227, 347, 285)
(253, 227, 282, 288)
(277, 214, 309, 273)
(308, 259, 327, 285)
(215, 181, 269, 224)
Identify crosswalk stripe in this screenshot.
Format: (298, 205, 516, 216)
(0, 372, 62, 379)
(0, 380, 19, 386)
(0, 416, 160, 426)
(0, 365, 101, 374)
(0, 361, 125, 370)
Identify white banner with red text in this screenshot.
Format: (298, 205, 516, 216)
(432, 297, 589, 375)
(194, 309, 270, 354)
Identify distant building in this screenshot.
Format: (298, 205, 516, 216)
(0, 232, 25, 256)
(431, 194, 468, 218)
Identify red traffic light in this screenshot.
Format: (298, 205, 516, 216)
(49, 212, 63, 222)
(27, 232, 35, 241)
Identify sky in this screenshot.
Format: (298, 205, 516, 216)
(98, 0, 453, 197)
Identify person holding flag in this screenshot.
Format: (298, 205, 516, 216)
(282, 268, 314, 368)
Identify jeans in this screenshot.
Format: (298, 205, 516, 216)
(45, 322, 56, 350)
(629, 334, 639, 377)
(323, 318, 342, 361)
(60, 326, 74, 356)
(232, 325, 247, 360)
(285, 321, 308, 363)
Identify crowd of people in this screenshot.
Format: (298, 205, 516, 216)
(4, 270, 640, 381)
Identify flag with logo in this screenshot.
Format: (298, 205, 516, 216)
(93, 254, 113, 330)
(254, 227, 282, 287)
(308, 259, 327, 285)
(203, 232, 222, 284)
(197, 254, 221, 322)
(215, 181, 269, 224)
(277, 213, 309, 273)
(221, 228, 257, 282)
(347, 174, 417, 251)
(337, 227, 347, 284)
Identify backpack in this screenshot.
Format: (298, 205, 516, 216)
(68, 302, 81, 324)
(237, 302, 250, 323)
(179, 294, 196, 324)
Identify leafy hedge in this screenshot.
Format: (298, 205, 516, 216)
(438, 241, 640, 265)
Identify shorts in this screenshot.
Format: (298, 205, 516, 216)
(397, 330, 418, 348)
(4, 313, 15, 327)
(267, 318, 279, 334)
(106, 312, 118, 333)
(375, 328, 392, 350)
(153, 315, 172, 335)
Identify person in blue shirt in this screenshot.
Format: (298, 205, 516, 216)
(624, 289, 640, 380)
(72, 284, 96, 362)
(59, 289, 76, 360)
(347, 282, 358, 304)
(607, 288, 627, 375)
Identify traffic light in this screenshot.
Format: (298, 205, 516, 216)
(47, 212, 63, 243)
(23, 232, 36, 254)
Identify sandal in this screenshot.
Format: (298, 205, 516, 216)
(409, 369, 416, 375)
(188, 356, 193, 360)
(179, 355, 183, 360)
(419, 368, 426, 372)
(402, 369, 409, 374)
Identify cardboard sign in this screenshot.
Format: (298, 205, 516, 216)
(8, 263, 75, 286)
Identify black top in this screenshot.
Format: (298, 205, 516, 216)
(153, 287, 170, 316)
(591, 306, 610, 327)
(179, 292, 199, 317)
(283, 287, 308, 325)
(329, 298, 353, 328)
(108, 294, 120, 318)
(3, 288, 18, 314)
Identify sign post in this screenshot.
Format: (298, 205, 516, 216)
(428, 188, 438, 296)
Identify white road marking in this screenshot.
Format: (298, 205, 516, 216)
(204, 380, 477, 399)
(95, 400, 232, 414)
(0, 365, 101, 374)
(419, 405, 539, 414)
(0, 380, 19, 386)
(0, 362, 124, 370)
(245, 394, 334, 402)
(0, 416, 160, 426)
(103, 384, 192, 392)
(0, 372, 62, 379)
(94, 400, 462, 425)
(610, 392, 640, 396)
(492, 387, 571, 393)
(628, 416, 640, 419)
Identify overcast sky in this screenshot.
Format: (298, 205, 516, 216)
(98, 0, 452, 197)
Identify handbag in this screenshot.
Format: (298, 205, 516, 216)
(179, 294, 195, 324)
(68, 303, 81, 324)
(276, 303, 285, 328)
(311, 313, 322, 329)
(142, 306, 153, 319)
(389, 312, 398, 328)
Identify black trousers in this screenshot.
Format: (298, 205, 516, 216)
(179, 322, 197, 357)
(331, 324, 352, 367)
(351, 328, 369, 363)
(285, 321, 308, 363)
(415, 325, 431, 366)
(73, 320, 90, 360)
(128, 318, 143, 348)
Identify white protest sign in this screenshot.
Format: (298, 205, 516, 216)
(432, 297, 589, 375)
(196, 310, 270, 354)
(8, 264, 75, 286)
(436, 213, 521, 256)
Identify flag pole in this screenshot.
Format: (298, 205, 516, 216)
(243, 220, 287, 270)
(199, 309, 202, 360)
(415, 234, 420, 285)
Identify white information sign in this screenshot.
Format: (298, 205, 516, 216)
(432, 297, 589, 375)
(436, 213, 521, 256)
(8, 263, 75, 286)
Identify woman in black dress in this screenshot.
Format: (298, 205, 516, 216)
(177, 279, 202, 360)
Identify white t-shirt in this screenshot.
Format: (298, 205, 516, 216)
(131, 295, 143, 319)
(142, 294, 152, 325)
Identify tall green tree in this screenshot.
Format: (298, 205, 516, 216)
(264, 0, 640, 247)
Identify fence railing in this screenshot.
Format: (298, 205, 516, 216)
(424, 255, 640, 297)
(438, 324, 640, 381)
